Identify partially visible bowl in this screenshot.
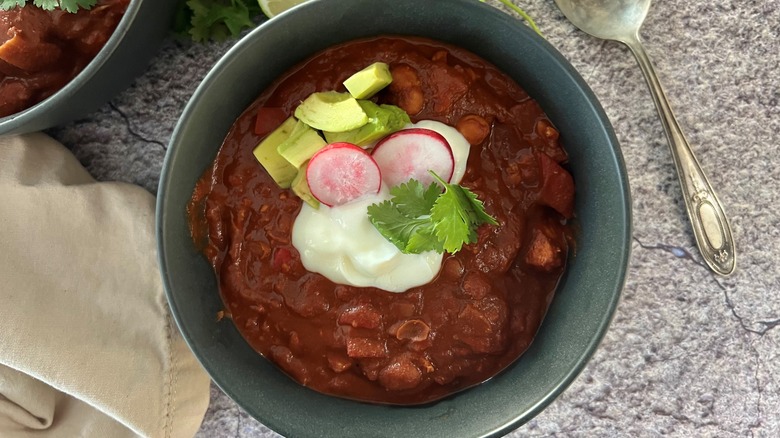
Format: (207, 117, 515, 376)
(158, 0, 632, 436)
(0, 0, 177, 136)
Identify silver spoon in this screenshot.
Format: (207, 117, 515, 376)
(553, 0, 736, 276)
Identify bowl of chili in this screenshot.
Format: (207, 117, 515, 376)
(158, 0, 631, 436)
(0, 0, 177, 135)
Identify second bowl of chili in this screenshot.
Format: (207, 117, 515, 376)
(0, 0, 177, 136)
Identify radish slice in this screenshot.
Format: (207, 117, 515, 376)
(371, 128, 454, 187)
(306, 142, 382, 207)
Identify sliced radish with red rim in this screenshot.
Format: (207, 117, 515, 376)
(306, 142, 382, 207)
(371, 128, 454, 188)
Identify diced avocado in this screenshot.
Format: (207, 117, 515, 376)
(277, 120, 328, 168)
(324, 101, 411, 146)
(252, 117, 298, 188)
(291, 162, 320, 209)
(343, 62, 393, 99)
(294, 91, 368, 132)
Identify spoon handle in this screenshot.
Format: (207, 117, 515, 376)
(623, 34, 736, 276)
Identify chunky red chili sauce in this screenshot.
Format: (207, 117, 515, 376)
(0, 0, 129, 118)
(189, 36, 576, 404)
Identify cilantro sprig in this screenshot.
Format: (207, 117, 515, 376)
(367, 172, 498, 255)
(0, 0, 261, 41)
(174, 0, 261, 42)
(0, 0, 97, 12)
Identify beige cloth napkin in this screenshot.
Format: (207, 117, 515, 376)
(0, 134, 211, 438)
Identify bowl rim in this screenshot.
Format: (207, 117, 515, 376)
(158, 0, 632, 436)
(0, 0, 143, 130)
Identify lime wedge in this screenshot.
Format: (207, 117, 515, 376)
(258, 0, 309, 18)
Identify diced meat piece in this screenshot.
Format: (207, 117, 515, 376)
(535, 119, 568, 163)
(472, 215, 523, 274)
(537, 152, 575, 218)
(378, 357, 423, 391)
(428, 63, 469, 114)
(338, 303, 382, 329)
(52, 2, 128, 54)
(457, 304, 492, 335)
(456, 114, 491, 145)
(460, 272, 491, 300)
(475, 295, 508, 328)
(0, 79, 31, 116)
(358, 358, 384, 381)
(524, 226, 565, 272)
(504, 151, 539, 188)
(346, 337, 387, 358)
(269, 345, 309, 384)
(509, 101, 543, 134)
(0, 33, 61, 72)
(326, 352, 352, 373)
(455, 298, 508, 354)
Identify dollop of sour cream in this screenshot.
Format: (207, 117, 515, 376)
(291, 120, 471, 293)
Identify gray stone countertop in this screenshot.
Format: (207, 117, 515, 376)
(47, 0, 780, 436)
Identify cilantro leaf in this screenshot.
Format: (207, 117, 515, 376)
(367, 200, 432, 253)
(389, 179, 439, 218)
(429, 172, 497, 253)
(0, 0, 26, 10)
(181, 0, 261, 42)
(1, 0, 96, 12)
(406, 223, 444, 254)
(367, 173, 497, 255)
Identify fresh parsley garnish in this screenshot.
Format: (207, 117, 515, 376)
(174, 0, 261, 42)
(0, 0, 97, 12)
(367, 172, 498, 255)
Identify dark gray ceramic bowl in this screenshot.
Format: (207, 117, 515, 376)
(0, 0, 177, 136)
(158, 0, 631, 436)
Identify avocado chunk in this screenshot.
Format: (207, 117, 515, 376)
(277, 120, 328, 168)
(291, 161, 320, 209)
(343, 62, 393, 99)
(252, 117, 299, 188)
(294, 91, 368, 132)
(324, 101, 410, 146)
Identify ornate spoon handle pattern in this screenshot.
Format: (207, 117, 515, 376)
(625, 34, 736, 275)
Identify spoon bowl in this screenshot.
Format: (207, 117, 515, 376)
(554, 0, 736, 276)
(554, 0, 650, 41)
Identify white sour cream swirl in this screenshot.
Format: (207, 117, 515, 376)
(291, 120, 470, 293)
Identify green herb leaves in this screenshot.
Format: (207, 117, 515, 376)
(0, 0, 25, 10)
(174, 0, 261, 42)
(367, 173, 498, 255)
(0, 0, 97, 12)
(367, 180, 443, 254)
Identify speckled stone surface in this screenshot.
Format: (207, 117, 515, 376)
(46, 0, 780, 436)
